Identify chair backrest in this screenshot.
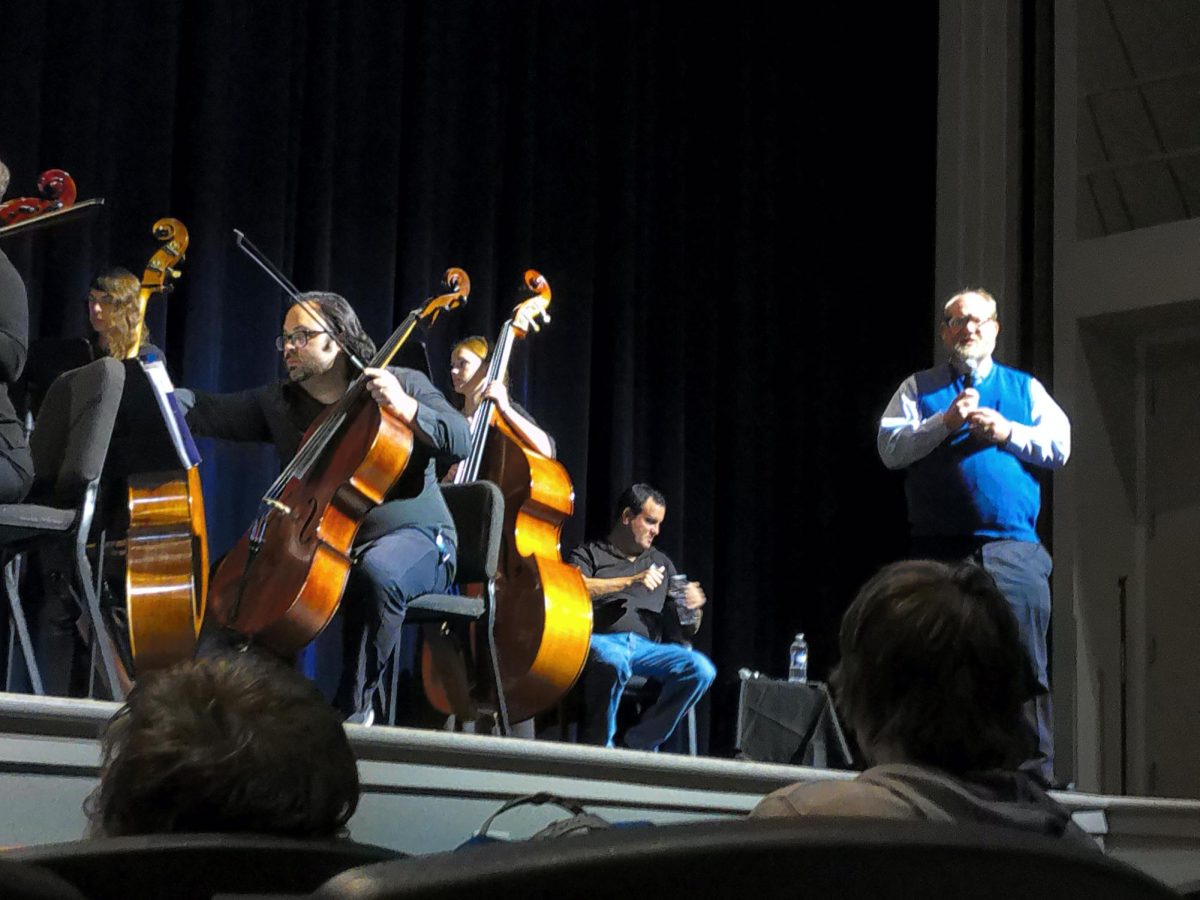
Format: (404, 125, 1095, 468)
(3, 833, 402, 900)
(439, 481, 504, 583)
(312, 817, 1177, 900)
(0, 857, 88, 900)
(29, 357, 125, 506)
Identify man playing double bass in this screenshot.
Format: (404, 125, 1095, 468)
(179, 293, 471, 723)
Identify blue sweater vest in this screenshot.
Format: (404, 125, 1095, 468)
(906, 362, 1041, 542)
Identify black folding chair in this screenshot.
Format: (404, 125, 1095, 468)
(1, 358, 127, 699)
(313, 817, 1176, 900)
(385, 481, 509, 734)
(0, 856, 88, 900)
(618, 673, 698, 755)
(4, 833, 401, 900)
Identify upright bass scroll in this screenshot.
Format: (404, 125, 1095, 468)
(121, 218, 210, 672)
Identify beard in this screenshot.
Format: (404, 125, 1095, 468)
(949, 338, 991, 366)
(286, 357, 324, 382)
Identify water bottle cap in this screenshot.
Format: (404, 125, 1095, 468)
(795, 633, 805, 640)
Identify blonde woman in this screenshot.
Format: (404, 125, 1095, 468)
(448, 335, 554, 458)
(88, 267, 150, 360)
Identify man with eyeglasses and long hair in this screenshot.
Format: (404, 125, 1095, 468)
(877, 288, 1070, 785)
(178, 292, 471, 725)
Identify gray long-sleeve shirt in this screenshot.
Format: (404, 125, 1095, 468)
(178, 367, 471, 546)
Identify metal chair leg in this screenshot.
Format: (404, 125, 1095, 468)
(5, 555, 44, 695)
(75, 485, 125, 700)
(484, 581, 510, 736)
(388, 651, 400, 726)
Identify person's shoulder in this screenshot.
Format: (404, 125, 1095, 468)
(389, 366, 437, 391)
(271, 379, 299, 399)
(569, 539, 603, 561)
(911, 363, 954, 392)
(387, 365, 425, 378)
(990, 362, 1051, 397)
(752, 776, 919, 820)
(991, 361, 1036, 382)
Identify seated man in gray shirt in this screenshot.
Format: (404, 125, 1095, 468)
(568, 483, 714, 751)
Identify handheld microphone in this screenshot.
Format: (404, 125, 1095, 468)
(963, 358, 978, 390)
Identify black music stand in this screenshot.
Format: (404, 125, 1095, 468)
(735, 671, 856, 769)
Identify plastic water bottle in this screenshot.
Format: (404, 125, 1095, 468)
(788, 633, 808, 683)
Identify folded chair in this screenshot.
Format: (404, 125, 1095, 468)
(1, 357, 126, 699)
(383, 481, 509, 734)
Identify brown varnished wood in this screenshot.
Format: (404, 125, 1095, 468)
(481, 416, 592, 720)
(208, 397, 415, 655)
(125, 467, 208, 669)
(422, 271, 592, 724)
(122, 219, 210, 673)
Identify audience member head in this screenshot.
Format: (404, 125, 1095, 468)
(0, 159, 9, 201)
(832, 559, 1036, 773)
(86, 652, 360, 838)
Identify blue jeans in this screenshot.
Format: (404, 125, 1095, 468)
(333, 526, 455, 720)
(583, 632, 716, 751)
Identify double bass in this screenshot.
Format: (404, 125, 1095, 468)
(119, 219, 210, 671)
(425, 271, 592, 724)
(207, 266, 470, 654)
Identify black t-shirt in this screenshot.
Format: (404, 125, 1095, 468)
(567, 540, 679, 640)
(179, 367, 471, 546)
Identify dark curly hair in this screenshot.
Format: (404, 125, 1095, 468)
(85, 652, 360, 838)
(298, 291, 377, 365)
(831, 559, 1038, 773)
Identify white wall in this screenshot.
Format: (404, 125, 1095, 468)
(937, 0, 1200, 793)
(1053, 0, 1200, 794)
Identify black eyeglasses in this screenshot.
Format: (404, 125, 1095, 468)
(944, 315, 996, 331)
(275, 329, 326, 351)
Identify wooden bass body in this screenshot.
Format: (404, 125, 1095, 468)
(477, 417, 593, 722)
(125, 466, 208, 670)
(208, 396, 414, 655)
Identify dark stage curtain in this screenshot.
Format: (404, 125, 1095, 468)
(0, 0, 938, 754)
